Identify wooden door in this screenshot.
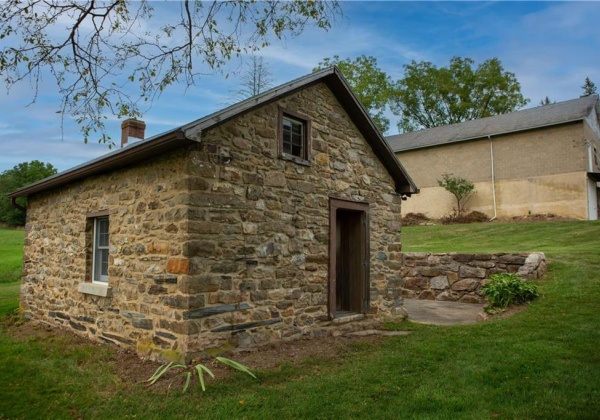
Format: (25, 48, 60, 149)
(329, 198, 370, 319)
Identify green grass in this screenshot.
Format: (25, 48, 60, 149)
(1, 221, 600, 418)
(0, 227, 24, 284)
(0, 282, 20, 316)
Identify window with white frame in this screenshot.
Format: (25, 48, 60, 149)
(93, 217, 109, 283)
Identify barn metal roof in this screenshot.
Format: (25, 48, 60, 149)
(386, 95, 599, 153)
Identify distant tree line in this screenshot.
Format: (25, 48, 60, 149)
(313, 55, 598, 134)
(0, 161, 57, 227)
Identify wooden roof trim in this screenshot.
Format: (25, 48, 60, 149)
(9, 130, 188, 199)
(10, 67, 418, 199)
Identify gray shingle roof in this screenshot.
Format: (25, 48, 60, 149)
(386, 95, 599, 152)
(10, 67, 418, 199)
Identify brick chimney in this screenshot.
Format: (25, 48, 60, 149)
(121, 119, 146, 148)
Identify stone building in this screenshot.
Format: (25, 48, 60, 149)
(10, 68, 418, 361)
(387, 95, 600, 220)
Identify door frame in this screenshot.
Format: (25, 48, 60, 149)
(328, 197, 370, 319)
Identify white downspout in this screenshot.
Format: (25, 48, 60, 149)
(489, 135, 497, 220)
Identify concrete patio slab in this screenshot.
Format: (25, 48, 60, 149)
(403, 299, 485, 325)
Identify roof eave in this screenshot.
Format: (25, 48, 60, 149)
(10, 67, 419, 199)
(182, 66, 418, 195)
(9, 130, 189, 199)
(324, 69, 418, 195)
(183, 68, 338, 140)
(392, 118, 587, 154)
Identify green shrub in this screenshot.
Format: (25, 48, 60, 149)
(440, 211, 490, 225)
(482, 273, 539, 313)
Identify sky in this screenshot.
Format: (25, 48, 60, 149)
(2, 1, 600, 173)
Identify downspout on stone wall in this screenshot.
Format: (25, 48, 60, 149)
(489, 135, 497, 220)
(10, 196, 26, 212)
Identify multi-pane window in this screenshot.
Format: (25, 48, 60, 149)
(93, 217, 109, 283)
(278, 108, 310, 164)
(282, 116, 305, 159)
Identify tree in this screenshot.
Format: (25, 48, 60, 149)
(0, 0, 341, 145)
(313, 55, 394, 133)
(0, 161, 57, 227)
(437, 173, 475, 218)
(234, 55, 274, 100)
(539, 96, 554, 106)
(581, 77, 597, 97)
(391, 57, 529, 133)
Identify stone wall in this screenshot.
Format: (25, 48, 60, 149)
(177, 83, 405, 358)
(20, 81, 405, 361)
(21, 148, 192, 360)
(400, 252, 547, 303)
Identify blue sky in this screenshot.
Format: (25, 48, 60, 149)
(2, 1, 600, 173)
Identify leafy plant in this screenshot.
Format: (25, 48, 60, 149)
(148, 357, 256, 393)
(313, 55, 395, 133)
(437, 173, 476, 217)
(391, 56, 529, 133)
(0, 161, 57, 227)
(1, 1, 341, 144)
(482, 273, 539, 313)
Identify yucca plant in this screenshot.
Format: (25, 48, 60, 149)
(148, 357, 256, 393)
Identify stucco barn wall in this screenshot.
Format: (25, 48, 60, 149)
(396, 122, 590, 219)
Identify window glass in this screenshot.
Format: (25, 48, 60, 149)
(94, 217, 109, 283)
(282, 116, 305, 159)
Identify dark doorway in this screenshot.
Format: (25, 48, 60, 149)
(329, 198, 369, 319)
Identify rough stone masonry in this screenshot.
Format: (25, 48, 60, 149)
(400, 252, 547, 303)
(20, 82, 406, 361)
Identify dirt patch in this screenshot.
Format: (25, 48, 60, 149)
(2, 303, 529, 392)
(478, 303, 531, 322)
(2, 316, 386, 391)
(440, 211, 490, 225)
(402, 212, 432, 226)
(406, 212, 576, 226)
(3, 317, 161, 385)
(494, 213, 576, 223)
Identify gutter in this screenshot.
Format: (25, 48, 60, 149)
(8, 130, 189, 200)
(10, 196, 26, 212)
(489, 135, 497, 220)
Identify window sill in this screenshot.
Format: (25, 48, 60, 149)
(78, 282, 113, 297)
(280, 153, 312, 167)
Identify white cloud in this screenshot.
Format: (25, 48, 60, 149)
(2, 1, 600, 171)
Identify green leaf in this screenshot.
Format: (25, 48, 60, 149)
(148, 361, 174, 384)
(195, 363, 215, 392)
(182, 371, 191, 393)
(216, 357, 256, 379)
(147, 361, 185, 385)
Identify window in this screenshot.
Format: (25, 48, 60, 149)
(93, 217, 109, 283)
(278, 108, 311, 165)
(79, 211, 112, 297)
(282, 117, 304, 157)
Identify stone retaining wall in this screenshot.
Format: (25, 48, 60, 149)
(400, 252, 546, 303)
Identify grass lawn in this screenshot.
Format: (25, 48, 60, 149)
(0, 228, 24, 315)
(0, 227, 24, 284)
(1, 221, 599, 419)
